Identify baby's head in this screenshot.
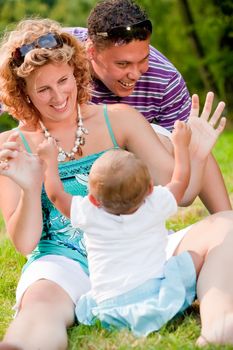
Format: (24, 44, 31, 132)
(89, 149, 153, 215)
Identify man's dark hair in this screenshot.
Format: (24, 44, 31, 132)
(88, 0, 151, 47)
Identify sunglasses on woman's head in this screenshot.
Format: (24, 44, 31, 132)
(95, 19, 152, 41)
(12, 33, 63, 67)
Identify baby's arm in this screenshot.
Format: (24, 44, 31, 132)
(37, 138, 72, 218)
(166, 120, 191, 204)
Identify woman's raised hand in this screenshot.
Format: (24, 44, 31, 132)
(0, 132, 44, 190)
(188, 92, 226, 160)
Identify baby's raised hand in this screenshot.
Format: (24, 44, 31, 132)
(37, 137, 58, 164)
(188, 92, 226, 160)
(171, 120, 192, 149)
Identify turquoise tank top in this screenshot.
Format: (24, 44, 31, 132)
(20, 104, 119, 274)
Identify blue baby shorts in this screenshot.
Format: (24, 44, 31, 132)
(76, 251, 196, 337)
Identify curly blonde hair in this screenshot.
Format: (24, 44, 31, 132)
(0, 18, 91, 125)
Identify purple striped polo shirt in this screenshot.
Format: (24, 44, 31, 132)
(67, 27, 191, 131)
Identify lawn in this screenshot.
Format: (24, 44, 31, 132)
(0, 131, 233, 349)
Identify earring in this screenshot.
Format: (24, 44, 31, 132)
(26, 95, 31, 104)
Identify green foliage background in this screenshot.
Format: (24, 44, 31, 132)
(0, 0, 232, 131)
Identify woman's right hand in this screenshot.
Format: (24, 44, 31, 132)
(0, 132, 44, 190)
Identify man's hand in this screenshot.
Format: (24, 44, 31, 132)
(188, 92, 226, 160)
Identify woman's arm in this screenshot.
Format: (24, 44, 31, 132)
(0, 132, 43, 255)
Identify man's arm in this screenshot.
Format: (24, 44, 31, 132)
(159, 71, 191, 131)
(199, 154, 232, 213)
(188, 92, 231, 213)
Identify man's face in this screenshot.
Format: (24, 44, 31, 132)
(90, 38, 150, 97)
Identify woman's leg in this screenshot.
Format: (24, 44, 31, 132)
(3, 280, 75, 350)
(174, 210, 233, 345)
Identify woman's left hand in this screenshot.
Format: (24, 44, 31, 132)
(188, 92, 226, 160)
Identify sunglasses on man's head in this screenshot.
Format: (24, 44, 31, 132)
(12, 33, 63, 67)
(95, 19, 152, 41)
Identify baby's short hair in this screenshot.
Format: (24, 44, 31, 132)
(89, 149, 152, 214)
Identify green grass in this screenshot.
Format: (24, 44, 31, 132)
(0, 238, 26, 335)
(213, 131, 233, 193)
(1, 131, 233, 349)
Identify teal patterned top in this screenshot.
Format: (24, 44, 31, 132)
(19, 104, 119, 274)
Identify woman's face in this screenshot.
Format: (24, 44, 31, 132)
(25, 62, 78, 123)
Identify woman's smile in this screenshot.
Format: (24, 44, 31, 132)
(25, 62, 78, 123)
(50, 99, 68, 112)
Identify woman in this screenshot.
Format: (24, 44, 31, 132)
(0, 18, 232, 349)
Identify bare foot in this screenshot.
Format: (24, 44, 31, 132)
(196, 335, 209, 347)
(197, 314, 233, 346)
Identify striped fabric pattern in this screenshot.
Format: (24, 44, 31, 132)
(67, 27, 191, 131)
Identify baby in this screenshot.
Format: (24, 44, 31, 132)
(38, 120, 202, 337)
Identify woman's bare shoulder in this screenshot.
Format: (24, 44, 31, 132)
(105, 103, 145, 122)
(106, 103, 139, 113)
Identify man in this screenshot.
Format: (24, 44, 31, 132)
(68, 0, 190, 132)
(65, 0, 231, 213)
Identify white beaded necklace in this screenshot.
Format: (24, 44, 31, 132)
(39, 105, 88, 162)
